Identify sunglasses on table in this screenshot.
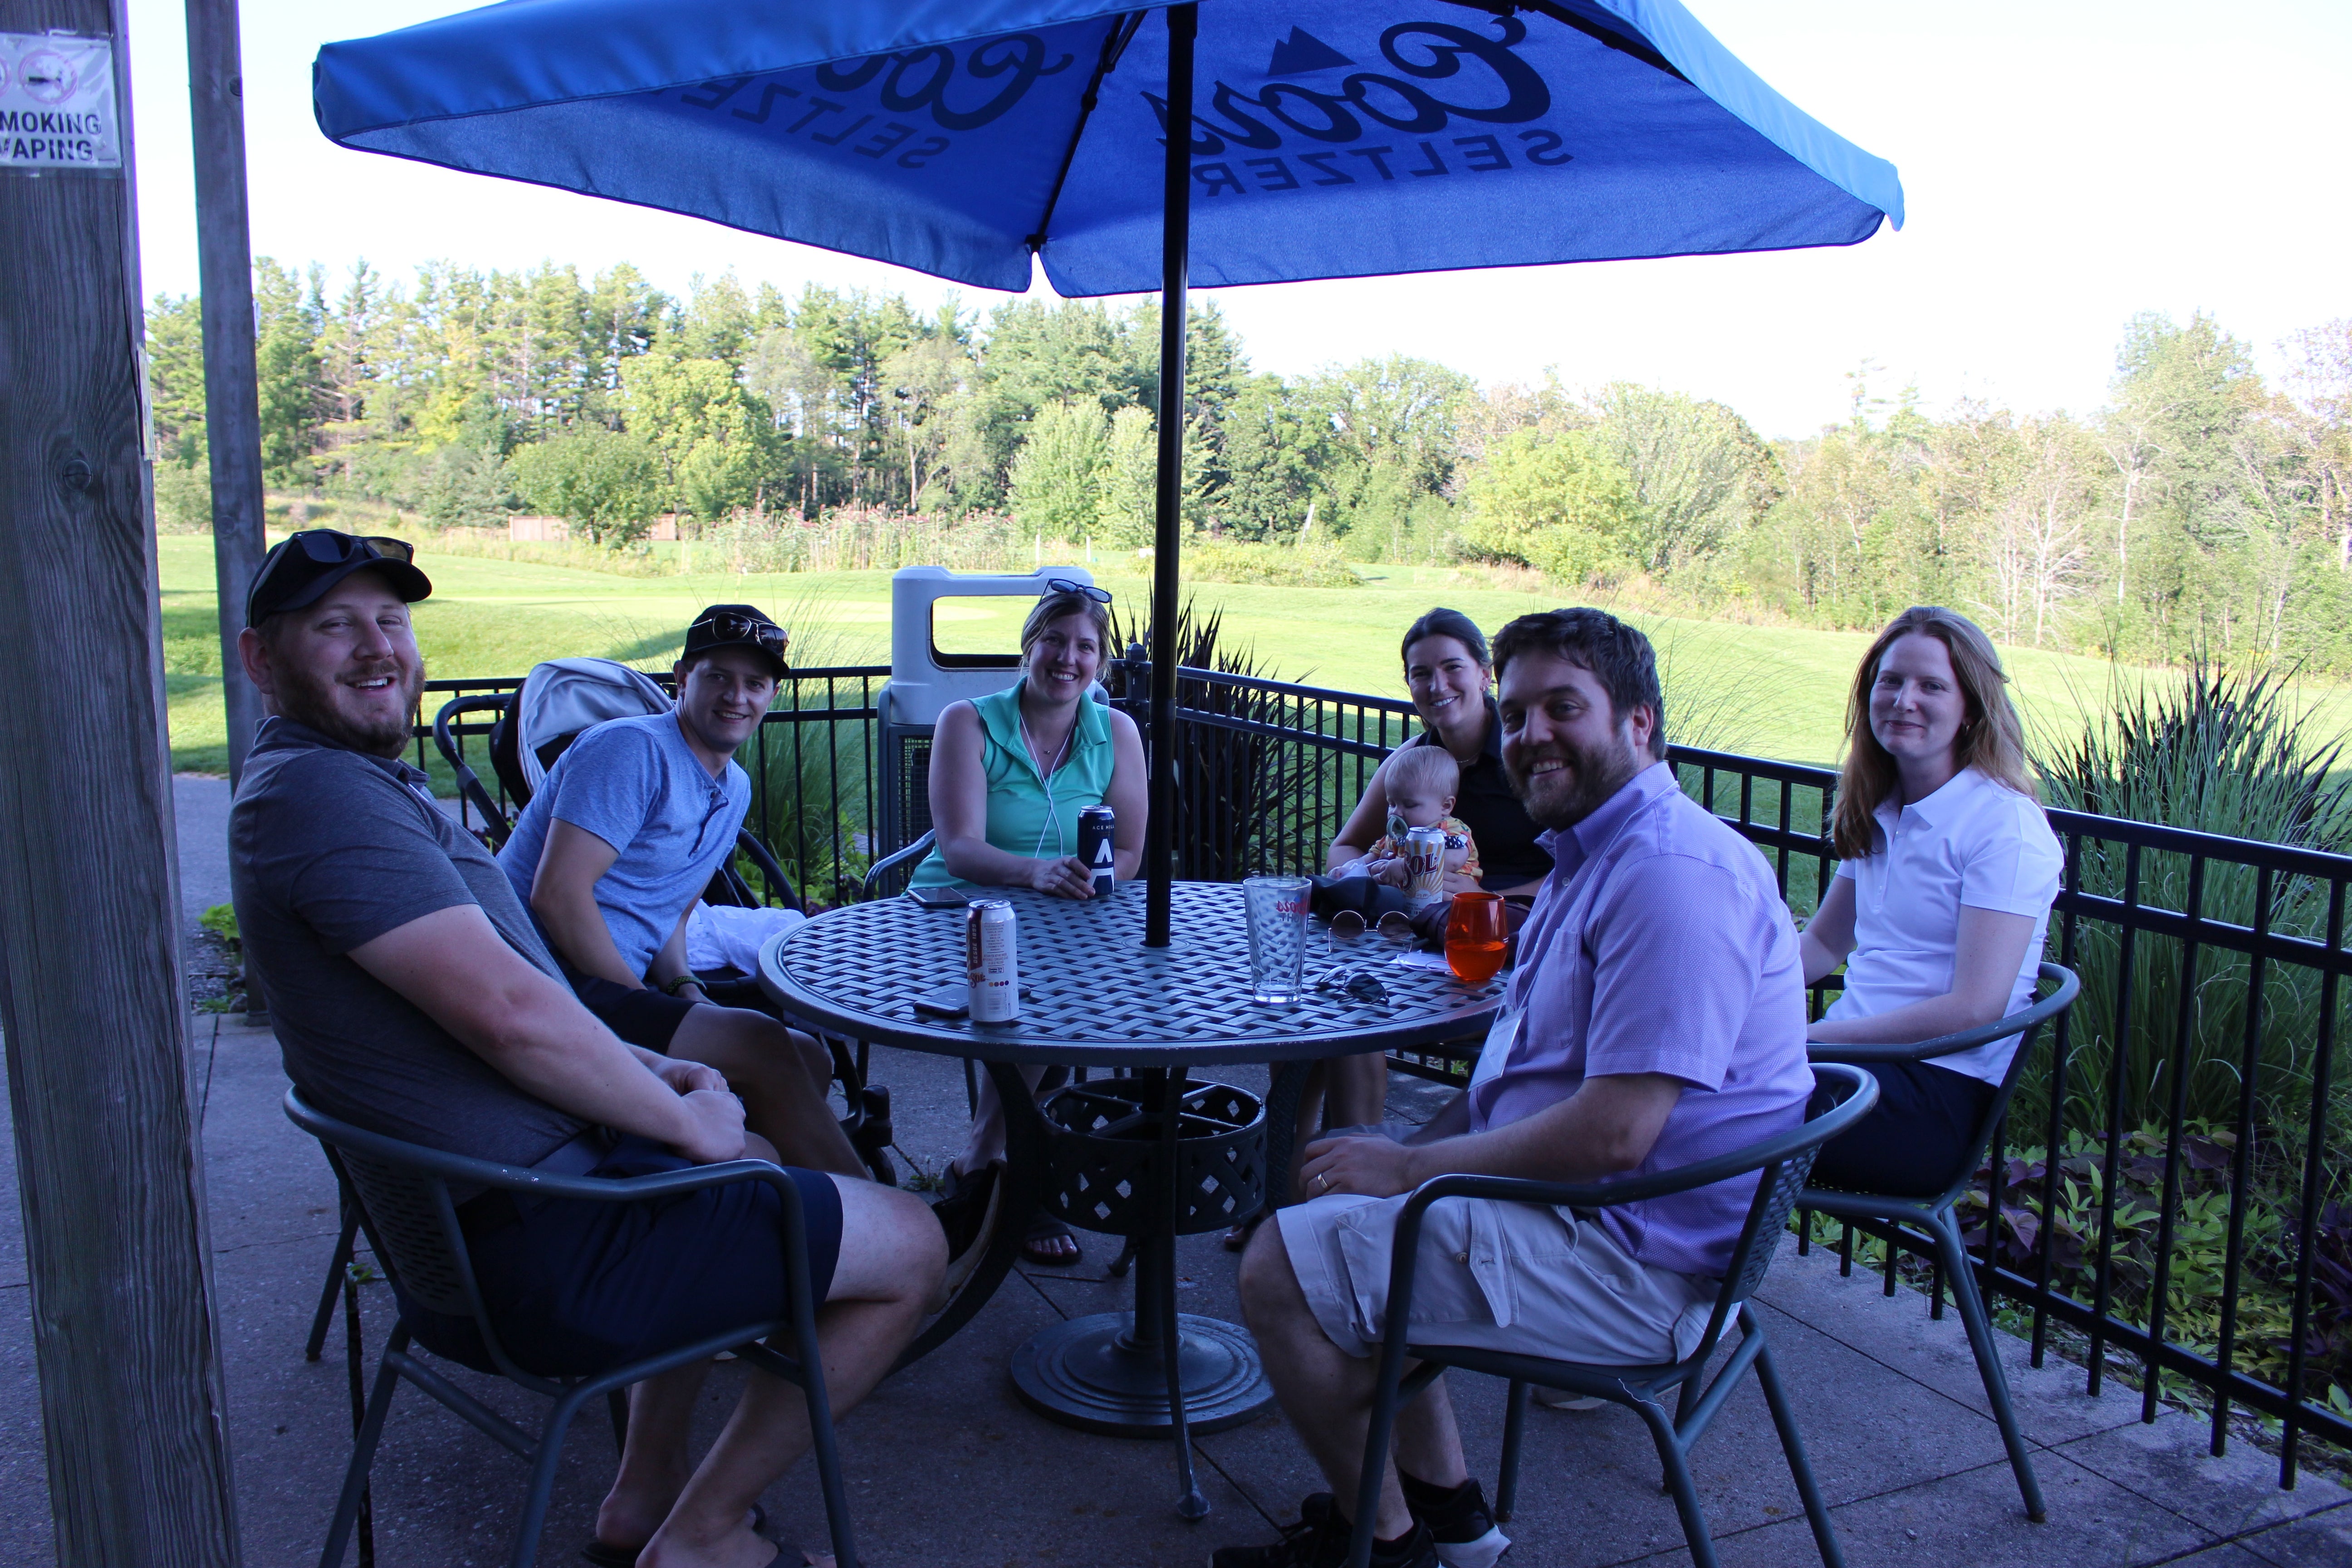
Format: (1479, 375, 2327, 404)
(1046, 578, 1113, 605)
(1313, 965, 1394, 1008)
(689, 611, 790, 657)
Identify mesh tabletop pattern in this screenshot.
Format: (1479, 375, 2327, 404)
(764, 882, 1504, 1066)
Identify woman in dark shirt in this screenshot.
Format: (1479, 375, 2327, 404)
(1222, 609, 1553, 1249)
(1328, 607, 1553, 895)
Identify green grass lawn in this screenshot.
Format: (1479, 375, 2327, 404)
(160, 535, 2352, 777)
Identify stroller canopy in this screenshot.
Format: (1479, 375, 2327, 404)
(514, 658, 674, 798)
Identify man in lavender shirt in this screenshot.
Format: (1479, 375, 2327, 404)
(1215, 609, 1815, 1568)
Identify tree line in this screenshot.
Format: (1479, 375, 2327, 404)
(145, 258, 2352, 671)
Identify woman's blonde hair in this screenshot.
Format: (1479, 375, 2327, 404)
(1831, 606, 2034, 859)
(1019, 590, 1111, 667)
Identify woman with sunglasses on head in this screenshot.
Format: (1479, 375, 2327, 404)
(912, 580, 1147, 1268)
(1801, 607, 2063, 1196)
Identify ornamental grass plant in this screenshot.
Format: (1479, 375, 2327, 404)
(2026, 659, 2352, 1137)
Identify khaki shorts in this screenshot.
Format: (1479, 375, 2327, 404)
(1277, 1190, 1720, 1367)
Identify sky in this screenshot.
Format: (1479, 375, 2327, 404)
(118, 0, 2352, 440)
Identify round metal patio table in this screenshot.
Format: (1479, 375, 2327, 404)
(758, 880, 1503, 1518)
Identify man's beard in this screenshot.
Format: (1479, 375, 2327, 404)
(273, 654, 424, 758)
(1509, 728, 1645, 832)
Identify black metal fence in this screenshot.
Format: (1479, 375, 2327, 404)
(411, 661, 2351, 1480)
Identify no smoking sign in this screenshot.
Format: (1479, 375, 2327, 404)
(0, 32, 119, 170)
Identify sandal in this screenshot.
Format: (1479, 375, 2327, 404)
(1221, 1214, 1265, 1252)
(1022, 1214, 1083, 1267)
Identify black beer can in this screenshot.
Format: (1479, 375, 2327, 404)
(1076, 804, 1117, 898)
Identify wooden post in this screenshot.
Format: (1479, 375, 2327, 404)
(186, 0, 268, 785)
(0, 2, 245, 1563)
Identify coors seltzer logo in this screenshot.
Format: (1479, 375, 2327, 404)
(1166, 18, 1569, 195)
(668, 16, 1567, 181)
(667, 33, 1077, 169)
(1165, 19, 1550, 154)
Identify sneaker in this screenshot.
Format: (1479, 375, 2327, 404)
(1211, 1493, 1438, 1568)
(1396, 1475, 1509, 1568)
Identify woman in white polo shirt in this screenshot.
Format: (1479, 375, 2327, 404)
(1800, 607, 2063, 1195)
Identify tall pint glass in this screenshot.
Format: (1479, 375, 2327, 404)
(1242, 875, 1313, 1004)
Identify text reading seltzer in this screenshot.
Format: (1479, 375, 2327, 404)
(0, 33, 120, 170)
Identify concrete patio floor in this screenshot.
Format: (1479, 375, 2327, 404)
(2, 777, 2347, 1567)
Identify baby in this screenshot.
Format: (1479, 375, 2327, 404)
(1338, 745, 1481, 887)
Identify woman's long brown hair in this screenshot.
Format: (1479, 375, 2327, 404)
(1831, 606, 2035, 859)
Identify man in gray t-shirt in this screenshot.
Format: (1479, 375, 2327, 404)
(230, 531, 940, 1565)
(233, 713, 588, 1168)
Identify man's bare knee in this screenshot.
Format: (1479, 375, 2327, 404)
(785, 1027, 833, 1085)
(826, 1180, 945, 1303)
(1237, 1216, 1306, 1327)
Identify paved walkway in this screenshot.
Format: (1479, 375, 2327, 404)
(0, 779, 2346, 1565)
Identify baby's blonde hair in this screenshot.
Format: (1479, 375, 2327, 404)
(1386, 745, 1460, 803)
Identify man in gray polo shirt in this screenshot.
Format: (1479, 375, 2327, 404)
(230, 531, 941, 1566)
(1215, 608, 1814, 1568)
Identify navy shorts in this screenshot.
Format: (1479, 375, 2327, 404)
(1809, 1060, 1996, 1198)
(413, 1135, 846, 1377)
(572, 973, 699, 1055)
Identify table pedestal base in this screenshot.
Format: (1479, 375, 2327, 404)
(1011, 1311, 1273, 1438)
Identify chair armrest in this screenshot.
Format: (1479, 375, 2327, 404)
(731, 828, 802, 912)
(1806, 962, 2079, 1065)
(860, 829, 937, 899)
(1393, 1063, 1880, 1221)
(285, 1088, 800, 1205)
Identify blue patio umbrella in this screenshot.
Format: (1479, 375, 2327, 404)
(315, 0, 1903, 942)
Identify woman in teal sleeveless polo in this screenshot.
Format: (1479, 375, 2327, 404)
(916, 583, 1146, 1267)
(905, 679, 1126, 889)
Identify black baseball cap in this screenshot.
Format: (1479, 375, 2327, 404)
(682, 604, 789, 677)
(244, 529, 432, 628)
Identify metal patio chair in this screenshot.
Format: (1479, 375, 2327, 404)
(285, 1088, 859, 1568)
(860, 828, 936, 900)
(1347, 1062, 1881, 1568)
(1798, 961, 2081, 1523)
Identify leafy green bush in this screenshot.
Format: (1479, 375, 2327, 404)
(200, 903, 240, 949)
(509, 425, 663, 546)
(153, 461, 213, 533)
(1812, 1117, 2349, 1411)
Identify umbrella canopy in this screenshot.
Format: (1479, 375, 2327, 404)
(316, 0, 1900, 294)
(315, 0, 1901, 944)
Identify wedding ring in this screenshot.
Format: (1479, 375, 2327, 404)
(1316, 1173, 1330, 1191)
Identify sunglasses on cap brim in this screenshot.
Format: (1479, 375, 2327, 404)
(689, 612, 790, 656)
(247, 530, 418, 618)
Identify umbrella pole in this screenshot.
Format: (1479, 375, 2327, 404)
(1144, 2, 1196, 948)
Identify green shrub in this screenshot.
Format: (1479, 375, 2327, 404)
(1183, 538, 1359, 589)
(153, 461, 213, 533)
(200, 903, 240, 948)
